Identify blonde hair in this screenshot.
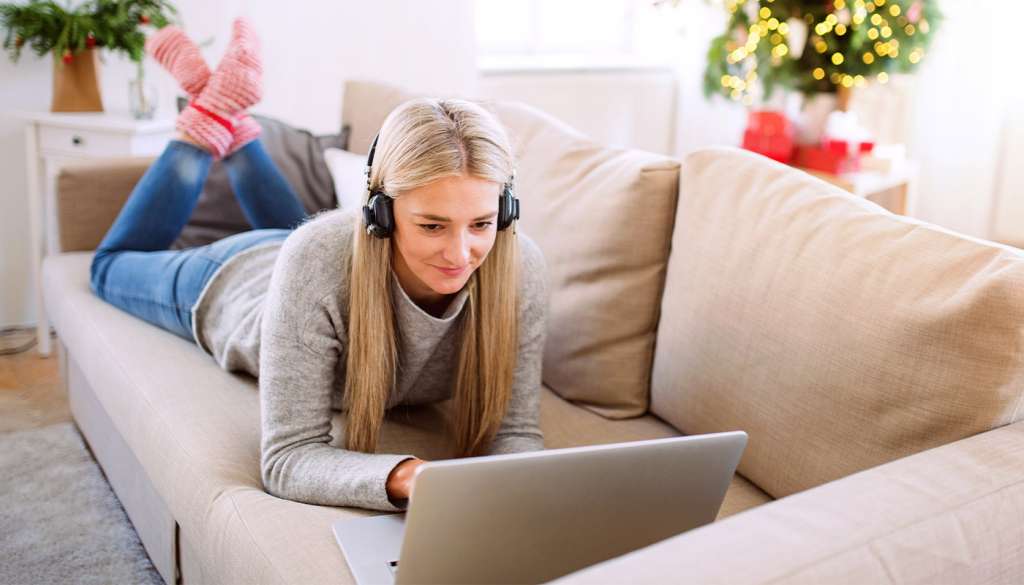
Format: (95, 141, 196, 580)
(344, 98, 519, 458)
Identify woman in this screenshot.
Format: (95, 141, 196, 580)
(90, 19, 548, 512)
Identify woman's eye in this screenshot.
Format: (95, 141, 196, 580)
(474, 221, 494, 230)
(419, 224, 442, 232)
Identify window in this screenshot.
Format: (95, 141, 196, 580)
(475, 0, 635, 57)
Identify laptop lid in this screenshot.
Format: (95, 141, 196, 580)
(395, 431, 747, 584)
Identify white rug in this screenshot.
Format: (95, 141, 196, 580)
(0, 422, 163, 585)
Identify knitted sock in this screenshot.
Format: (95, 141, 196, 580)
(146, 24, 260, 158)
(176, 17, 263, 159)
(225, 114, 262, 157)
(145, 26, 210, 97)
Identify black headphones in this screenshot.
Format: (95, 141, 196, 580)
(361, 132, 520, 239)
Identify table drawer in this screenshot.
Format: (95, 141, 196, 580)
(38, 125, 135, 157)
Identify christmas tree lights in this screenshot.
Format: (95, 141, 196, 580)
(702, 0, 941, 105)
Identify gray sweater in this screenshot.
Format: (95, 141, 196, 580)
(189, 208, 548, 511)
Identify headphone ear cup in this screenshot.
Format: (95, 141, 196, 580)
(363, 191, 395, 238)
(373, 192, 394, 237)
(498, 184, 518, 231)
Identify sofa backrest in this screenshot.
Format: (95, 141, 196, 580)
(340, 79, 680, 419)
(56, 157, 154, 252)
(650, 147, 1024, 498)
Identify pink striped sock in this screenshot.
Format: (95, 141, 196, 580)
(178, 17, 263, 159)
(226, 113, 262, 157)
(145, 26, 210, 99)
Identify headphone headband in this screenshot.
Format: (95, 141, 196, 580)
(361, 131, 520, 239)
(364, 132, 380, 192)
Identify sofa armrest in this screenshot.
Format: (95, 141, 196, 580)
(549, 420, 1024, 584)
(56, 157, 154, 252)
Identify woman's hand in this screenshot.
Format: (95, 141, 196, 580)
(386, 457, 428, 502)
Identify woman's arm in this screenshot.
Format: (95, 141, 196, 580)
(258, 218, 417, 512)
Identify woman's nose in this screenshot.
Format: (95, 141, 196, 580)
(443, 231, 471, 265)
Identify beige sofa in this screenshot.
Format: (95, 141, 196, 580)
(42, 79, 1024, 585)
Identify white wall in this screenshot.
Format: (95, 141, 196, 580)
(992, 105, 1024, 247)
(903, 0, 1014, 239)
(0, 0, 477, 328)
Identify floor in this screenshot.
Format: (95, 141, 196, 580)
(0, 330, 69, 434)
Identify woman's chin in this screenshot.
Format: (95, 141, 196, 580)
(428, 273, 471, 294)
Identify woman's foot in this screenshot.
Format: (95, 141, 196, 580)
(174, 17, 263, 159)
(145, 26, 210, 97)
(226, 114, 262, 158)
(147, 23, 260, 157)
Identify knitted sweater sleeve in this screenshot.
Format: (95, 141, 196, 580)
(258, 213, 415, 512)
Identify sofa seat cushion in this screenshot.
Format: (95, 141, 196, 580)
(42, 252, 766, 585)
(44, 254, 374, 585)
(551, 420, 1024, 585)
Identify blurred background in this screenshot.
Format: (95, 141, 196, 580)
(1, 0, 1020, 332)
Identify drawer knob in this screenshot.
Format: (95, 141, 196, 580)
(71, 135, 84, 146)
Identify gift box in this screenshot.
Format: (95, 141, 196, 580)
(742, 110, 795, 164)
(797, 138, 875, 175)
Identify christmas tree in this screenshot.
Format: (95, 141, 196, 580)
(702, 0, 942, 106)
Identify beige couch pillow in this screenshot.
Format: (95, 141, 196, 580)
(340, 80, 681, 418)
(651, 147, 1024, 498)
(486, 101, 680, 418)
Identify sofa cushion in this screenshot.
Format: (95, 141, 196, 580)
(42, 251, 761, 585)
(44, 256, 372, 585)
(550, 420, 1024, 585)
(323, 147, 370, 211)
(540, 388, 771, 519)
(488, 101, 680, 419)
(651, 147, 1024, 499)
(341, 79, 682, 419)
(171, 114, 348, 250)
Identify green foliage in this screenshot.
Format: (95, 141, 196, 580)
(701, 0, 942, 104)
(1, 0, 177, 63)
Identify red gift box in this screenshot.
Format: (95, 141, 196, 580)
(797, 139, 875, 175)
(742, 110, 795, 164)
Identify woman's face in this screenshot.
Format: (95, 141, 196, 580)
(390, 174, 502, 309)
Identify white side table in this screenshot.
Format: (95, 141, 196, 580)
(21, 111, 175, 356)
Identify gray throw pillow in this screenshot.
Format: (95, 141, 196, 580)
(171, 114, 350, 249)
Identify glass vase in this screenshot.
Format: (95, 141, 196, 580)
(129, 77, 158, 120)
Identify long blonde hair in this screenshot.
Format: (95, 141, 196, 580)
(344, 98, 519, 458)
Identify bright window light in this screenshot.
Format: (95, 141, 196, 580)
(476, 0, 634, 56)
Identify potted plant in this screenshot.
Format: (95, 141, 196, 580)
(1, 0, 177, 113)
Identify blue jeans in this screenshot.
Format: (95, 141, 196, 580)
(90, 139, 308, 342)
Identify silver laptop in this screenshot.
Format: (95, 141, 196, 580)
(332, 431, 747, 585)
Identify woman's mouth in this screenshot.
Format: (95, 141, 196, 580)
(433, 264, 467, 277)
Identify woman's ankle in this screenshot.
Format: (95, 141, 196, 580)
(175, 132, 214, 154)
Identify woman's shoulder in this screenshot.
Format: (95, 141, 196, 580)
(515, 231, 548, 308)
(279, 208, 359, 261)
(516, 231, 546, 276)
(269, 208, 359, 297)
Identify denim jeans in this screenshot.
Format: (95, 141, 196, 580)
(89, 139, 308, 342)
